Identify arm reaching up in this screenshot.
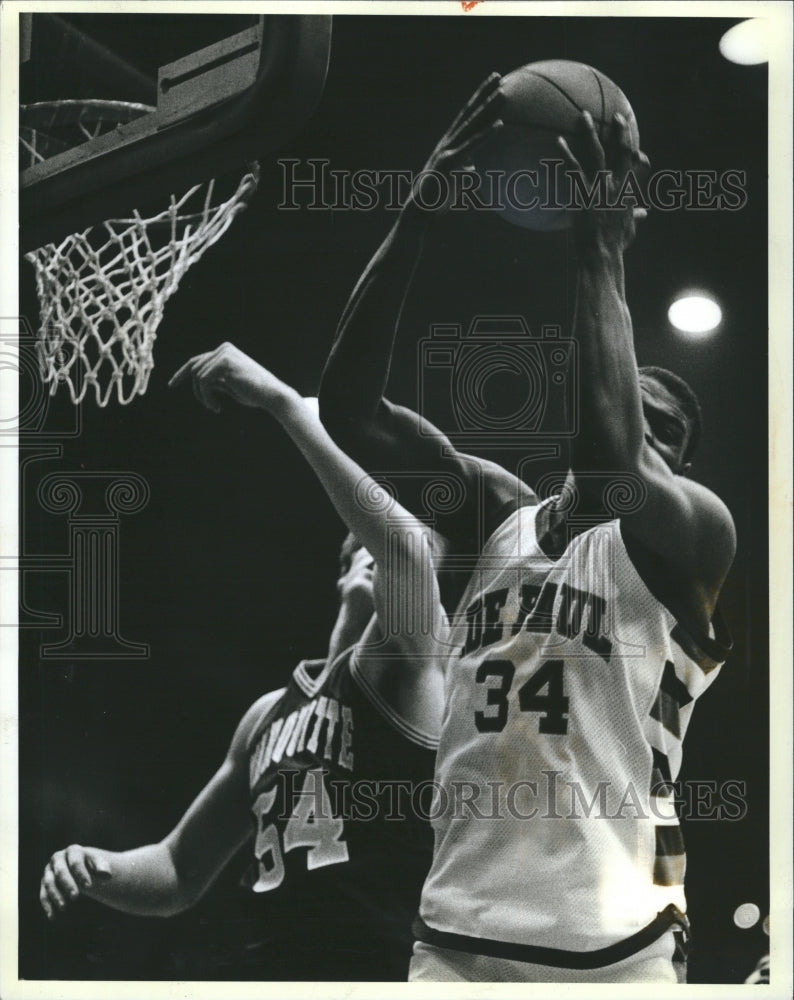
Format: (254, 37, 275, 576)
(169, 344, 449, 736)
(559, 111, 735, 624)
(322, 73, 504, 427)
(319, 74, 534, 552)
(169, 343, 443, 645)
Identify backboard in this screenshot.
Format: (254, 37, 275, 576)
(20, 12, 333, 252)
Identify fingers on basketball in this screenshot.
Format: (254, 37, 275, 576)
(448, 118, 504, 164)
(556, 135, 583, 176)
(449, 71, 502, 134)
(606, 112, 634, 182)
(632, 148, 652, 185)
(453, 87, 504, 150)
(571, 111, 606, 178)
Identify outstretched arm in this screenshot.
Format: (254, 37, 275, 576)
(169, 344, 446, 660)
(559, 112, 735, 606)
(319, 74, 533, 550)
(39, 690, 280, 921)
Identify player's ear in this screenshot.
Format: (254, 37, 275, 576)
(681, 460, 692, 477)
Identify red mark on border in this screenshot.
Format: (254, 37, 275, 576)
(461, 1, 482, 11)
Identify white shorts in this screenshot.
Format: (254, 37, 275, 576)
(408, 929, 685, 983)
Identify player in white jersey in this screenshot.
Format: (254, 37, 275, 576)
(39, 345, 448, 980)
(319, 77, 736, 981)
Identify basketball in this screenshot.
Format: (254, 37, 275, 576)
(471, 60, 640, 231)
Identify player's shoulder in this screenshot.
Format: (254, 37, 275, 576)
(244, 687, 288, 725)
(680, 475, 734, 527)
(466, 453, 538, 540)
(229, 687, 287, 759)
(456, 451, 534, 498)
(621, 456, 736, 590)
(679, 476, 736, 573)
(619, 476, 736, 627)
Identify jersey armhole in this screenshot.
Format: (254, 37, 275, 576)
(241, 687, 287, 755)
(348, 653, 439, 751)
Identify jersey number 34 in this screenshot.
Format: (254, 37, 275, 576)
(475, 658, 569, 735)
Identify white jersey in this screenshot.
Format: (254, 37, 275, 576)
(419, 502, 730, 953)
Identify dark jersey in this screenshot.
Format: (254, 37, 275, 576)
(234, 646, 437, 980)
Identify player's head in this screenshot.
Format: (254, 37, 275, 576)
(638, 366, 702, 475)
(337, 532, 375, 611)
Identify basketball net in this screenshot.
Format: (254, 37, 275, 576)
(22, 101, 259, 406)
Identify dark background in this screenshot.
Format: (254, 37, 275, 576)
(18, 12, 769, 984)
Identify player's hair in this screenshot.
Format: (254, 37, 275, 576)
(338, 531, 365, 577)
(638, 365, 703, 463)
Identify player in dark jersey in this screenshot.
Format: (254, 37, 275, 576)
(318, 78, 736, 981)
(39, 345, 448, 981)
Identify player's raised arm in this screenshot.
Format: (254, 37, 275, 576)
(169, 344, 446, 659)
(320, 73, 502, 432)
(560, 111, 735, 614)
(39, 690, 276, 921)
(319, 75, 532, 549)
